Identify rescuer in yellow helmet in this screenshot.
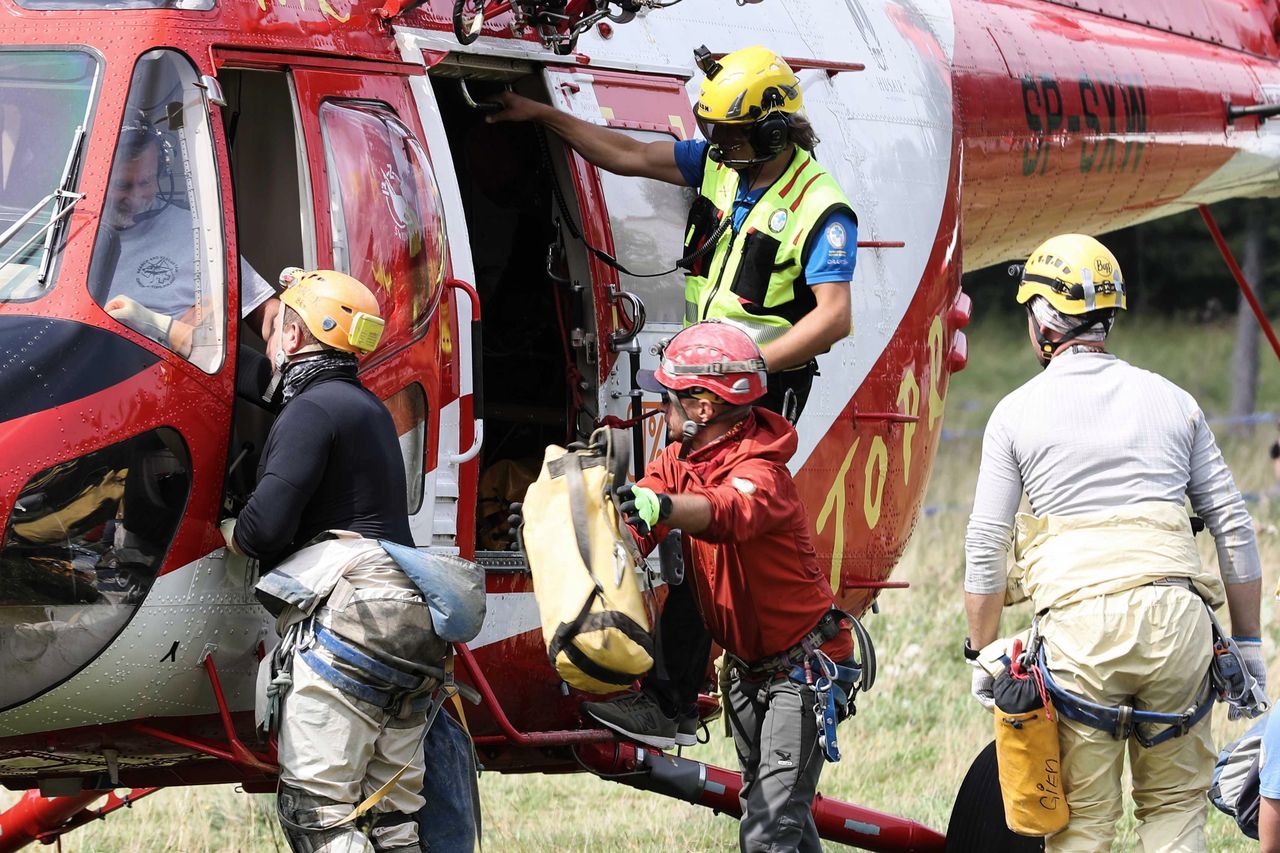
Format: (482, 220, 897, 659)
(692, 44, 806, 167)
(487, 43, 856, 421)
(1015, 233, 1127, 366)
(223, 268, 447, 853)
(962, 234, 1265, 851)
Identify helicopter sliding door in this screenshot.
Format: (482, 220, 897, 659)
(541, 66, 696, 470)
(288, 61, 452, 548)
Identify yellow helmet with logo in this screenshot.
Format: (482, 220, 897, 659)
(694, 45, 803, 125)
(1017, 234, 1127, 315)
(279, 269, 385, 354)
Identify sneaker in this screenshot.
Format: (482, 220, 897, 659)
(675, 703, 723, 747)
(675, 712, 700, 748)
(582, 691, 677, 749)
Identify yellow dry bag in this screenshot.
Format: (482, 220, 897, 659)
(522, 428, 654, 694)
(993, 661, 1069, 836)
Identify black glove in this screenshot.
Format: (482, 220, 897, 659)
(507, 501, 523, 552)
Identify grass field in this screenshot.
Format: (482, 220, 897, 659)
(4, 315, 1279, 851)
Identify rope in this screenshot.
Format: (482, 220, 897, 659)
(596, 410, 663, 430)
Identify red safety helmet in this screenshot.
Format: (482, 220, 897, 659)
(637, 321, 767, 405)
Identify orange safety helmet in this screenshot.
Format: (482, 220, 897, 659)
(279, 269, 385, 354)
(637, 321, 767, 405)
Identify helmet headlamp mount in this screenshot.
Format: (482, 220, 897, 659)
(693, 45, 722, 80)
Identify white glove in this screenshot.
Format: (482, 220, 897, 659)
(1232, 638, 1268, 720)
(105, 295, 172, 344)
(970, 662, 995, 713)
(219, 517, 243, 556)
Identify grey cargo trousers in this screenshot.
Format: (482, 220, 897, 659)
(727, 668, 825, 853)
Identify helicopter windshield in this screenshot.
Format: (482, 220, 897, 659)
(0, 49, 99, 303)
(0, 428, 191, 712)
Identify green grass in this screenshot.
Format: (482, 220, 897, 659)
(4, 316, 1279, 851)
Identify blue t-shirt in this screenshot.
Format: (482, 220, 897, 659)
(674, 139, 856, 286)
(1260, 710, 1280, 798)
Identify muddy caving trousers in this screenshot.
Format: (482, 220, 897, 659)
(277, 552, 444, 853)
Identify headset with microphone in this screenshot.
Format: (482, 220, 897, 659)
(116, 109, 180, 220)
(695, 45, 794, 168)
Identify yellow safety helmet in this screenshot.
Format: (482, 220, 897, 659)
(694, 45, 803, 125)
(1017, 234, 1127, 315)
(279, 269, 385, 354)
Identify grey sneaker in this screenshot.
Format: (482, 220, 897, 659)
(675, 712, 699, 748)
(582, 692, 677, 749)
(675, 703, 722, 747)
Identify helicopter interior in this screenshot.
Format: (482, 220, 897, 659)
(217, 68, 309, 513)
(430, 74, 602, 553)
(209, 66, 612, 551)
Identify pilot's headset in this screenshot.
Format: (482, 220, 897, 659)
(117, 109, 179, 216)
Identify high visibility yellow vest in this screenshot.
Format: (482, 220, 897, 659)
(681, 148, 854, 344)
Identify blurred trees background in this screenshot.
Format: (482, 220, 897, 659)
(961, 197, 1277, 416)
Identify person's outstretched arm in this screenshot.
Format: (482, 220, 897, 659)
(487, 92, 685, 185)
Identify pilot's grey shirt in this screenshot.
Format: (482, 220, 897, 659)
(109, 204, 274, 319)
(964, 349, 1262, 595)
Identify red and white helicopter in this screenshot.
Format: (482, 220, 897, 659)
(2, 0, 1279, 849)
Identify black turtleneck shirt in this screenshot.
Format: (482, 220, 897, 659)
(234, 368, 413, 569)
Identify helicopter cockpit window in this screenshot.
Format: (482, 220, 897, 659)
(0, 49, 99, 302)
(320, 101, 447, 355)
(89, 49, 226, 373)
(595, 129, 695, 324)
(0, 428, 191, 711)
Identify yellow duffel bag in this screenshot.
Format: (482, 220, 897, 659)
(993, 650, 1069, 836)
(521, 427, 655, 694)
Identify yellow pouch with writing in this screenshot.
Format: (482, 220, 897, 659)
(994, 694, 1068, 836)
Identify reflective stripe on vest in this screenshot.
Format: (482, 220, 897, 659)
(682, 148, 854, 343)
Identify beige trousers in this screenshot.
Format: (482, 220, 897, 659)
(278, 652, 428, 813)
(1040, 584, 1214, 853)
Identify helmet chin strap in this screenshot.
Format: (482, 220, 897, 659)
(669, 391, 753, 458)
(1028, 309, 1105, 368)
(261, 311, 328, 403)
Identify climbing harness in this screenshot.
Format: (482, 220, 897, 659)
(1026, 579, 1267, 748)
(723, 609, 876, 764)
(787, 647, 859, 763)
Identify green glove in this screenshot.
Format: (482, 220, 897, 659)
(616, 484, 672, 534)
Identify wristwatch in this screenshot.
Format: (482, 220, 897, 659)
(963, 638, 980, 662)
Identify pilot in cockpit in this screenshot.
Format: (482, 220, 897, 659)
(96, 110, 279, 362)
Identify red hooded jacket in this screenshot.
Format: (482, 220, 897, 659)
(637, 408, 852, 664)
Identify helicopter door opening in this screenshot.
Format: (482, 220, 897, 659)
(216, 67, 312, 512)
(428, 74, 599, 556)
(541, 67, 698, 471)
(220, 68, 312, 304)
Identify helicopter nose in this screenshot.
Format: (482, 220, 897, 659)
(0, 315, 183, 713)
